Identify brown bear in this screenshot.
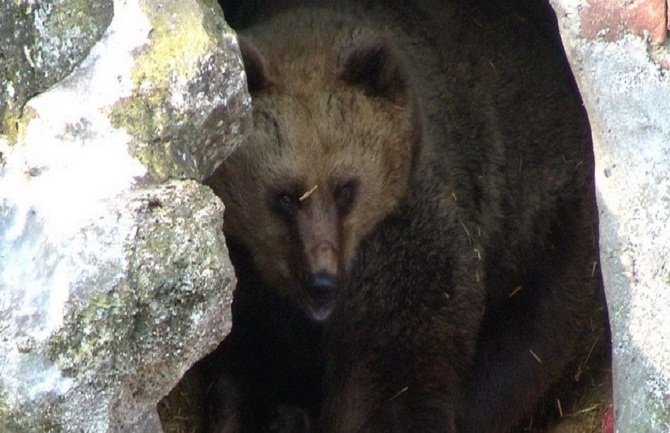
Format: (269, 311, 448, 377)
(203, 0, 609, 432)
(201, 7, 419, 433)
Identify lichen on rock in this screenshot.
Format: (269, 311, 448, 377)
(0, 0, 114, 135)
(0, 0, 248, 431)
(0, 172, 235, 432)
(110, 0, 250, 181)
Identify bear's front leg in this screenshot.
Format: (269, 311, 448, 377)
(319, 343, 465, 433)
(318, 211, 484, 433)
(457, 195, 609, 433)
(203, 340, 316, 433)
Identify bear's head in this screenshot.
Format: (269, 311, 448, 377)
(207, 13, 421, 321)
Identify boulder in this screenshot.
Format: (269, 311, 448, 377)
(0, 0, 250, 431)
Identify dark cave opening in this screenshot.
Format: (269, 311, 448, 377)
(158, 1, 608, 433)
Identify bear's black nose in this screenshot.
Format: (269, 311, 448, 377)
(305, 272, 339, 321)
(306, 272, 339, 296)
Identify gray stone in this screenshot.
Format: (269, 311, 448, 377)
(109, 0, 251, 181)
(0, 0, 114, 136)
(0, 0, 248, 431)
(551, 1, 670, 432)
(1, 0, 250, 181)
(0, 169, 235, 432)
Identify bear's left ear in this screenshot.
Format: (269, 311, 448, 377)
(238, 36, 275, 93)
(337, 36, 409, 104)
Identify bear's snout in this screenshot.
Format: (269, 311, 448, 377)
(305, 271, 339, 322)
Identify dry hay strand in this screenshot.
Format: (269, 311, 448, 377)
(547, 367, 612, 433)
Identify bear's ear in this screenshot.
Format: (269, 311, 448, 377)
(238, 36, 275, 93)
(338, 36, 408, 103)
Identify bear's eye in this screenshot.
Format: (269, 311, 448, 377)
(273, 192, 298, 217)
(335, 179, 359, 214)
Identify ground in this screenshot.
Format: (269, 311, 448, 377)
(158, 364, 612, 433)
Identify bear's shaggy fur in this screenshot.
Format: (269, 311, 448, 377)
(203, 1, 609, 432)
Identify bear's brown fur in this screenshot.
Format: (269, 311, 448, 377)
(204, 0, 609, 432)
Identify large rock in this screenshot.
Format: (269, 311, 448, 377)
(0, 0, 114, 137)
(0, 0, 250, 431)
(0, 176, 233, 433)
(107, 0, 250, 180)
(550, 1, 670, 432)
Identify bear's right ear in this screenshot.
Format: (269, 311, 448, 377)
(338, 36, 408, 104)
(238, 36, 275, 93)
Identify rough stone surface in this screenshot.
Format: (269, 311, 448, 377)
(0, 0, 114, 137)
(551, 1, 670, 432)
(579, 0, 667, 44)
(0, 0, 248, 431)
(109, 0, 250, 181)
(0, 173, 234, 433)
(1, 0, 250, 182)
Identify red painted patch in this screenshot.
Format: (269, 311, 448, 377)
(602, 404, 614, 433)
(579, 0, 667, 44)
